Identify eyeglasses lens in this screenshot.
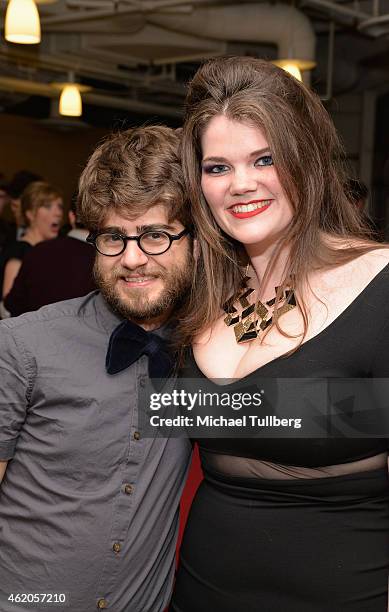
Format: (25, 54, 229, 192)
(140, 232, 170, 254)
(96, 234, 125, 256)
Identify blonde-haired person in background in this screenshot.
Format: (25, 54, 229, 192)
(0, 181, 63, 303)
(171, 56, 389, 611)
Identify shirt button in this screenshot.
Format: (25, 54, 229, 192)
(97, 599, 108, 609)
(139, 379, 146, 388)
(124, 484, 133, 495)
(112, 542, 121, 553)
(133, 431, 141, 441)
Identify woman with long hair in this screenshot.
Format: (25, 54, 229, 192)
(171, 57, 389, 611)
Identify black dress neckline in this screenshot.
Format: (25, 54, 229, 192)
(191, 261, 389, 384)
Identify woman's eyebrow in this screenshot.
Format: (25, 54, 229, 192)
(201, 156, 229, 164)
(249, 147, 271, 157)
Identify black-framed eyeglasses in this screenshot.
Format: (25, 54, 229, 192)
(86, 228, 189, 256)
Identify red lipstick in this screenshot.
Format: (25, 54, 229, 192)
(228, 200, 272, 219)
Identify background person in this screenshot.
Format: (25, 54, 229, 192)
(4, 170, 42, 242)
(346, 177, 369, 212)
(171, 56, 389, 612)
(4, 198, 95, 316)
(0, 181, 63, 307)
(345, 177, 380, 238)
(0, 177, 12, 253)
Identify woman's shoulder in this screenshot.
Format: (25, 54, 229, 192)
(306, 245, 389, 342)
(317, 237, 389, 286)
(2, 240, 32, 262)
(346, 246, 389, 287)
(349, 250, 389, 313)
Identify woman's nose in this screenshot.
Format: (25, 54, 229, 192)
(229, 169, 257, 196)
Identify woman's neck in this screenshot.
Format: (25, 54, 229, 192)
(22, 227, 44, 246)
(245, 240, 291, 301)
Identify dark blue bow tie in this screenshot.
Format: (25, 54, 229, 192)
(106, 319, 174, 380)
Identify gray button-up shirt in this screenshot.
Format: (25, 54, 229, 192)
(0, 292, 191, 612)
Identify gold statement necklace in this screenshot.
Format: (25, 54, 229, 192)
(223, 269, 296, 344)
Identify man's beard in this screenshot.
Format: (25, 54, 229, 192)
(94, 253, 193, 323)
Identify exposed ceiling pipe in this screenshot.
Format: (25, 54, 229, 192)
(302, 0, 369, 21)
(0, 44, 135, 84)
(148, 4, 316, 66)
(84, 91, 181, 116)
(0, 77, 55, 97)
(319, 21, 334, 102)
(0, 75, 183, 117)
(42, 0, 213, 27)
(42, 0, 371, 30)
(0, 44, 187, 94)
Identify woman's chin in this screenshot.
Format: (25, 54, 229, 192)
(42, 231, 59, 241)
(230, 230, 275, 248)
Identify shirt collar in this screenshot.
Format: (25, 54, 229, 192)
(67, 228, 89, 242)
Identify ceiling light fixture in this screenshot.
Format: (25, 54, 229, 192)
(4, 0, 41, 44)
(273, 3, 316, 82)
(52, 73, 91, 117)
(273, 59, 316, 82)
(59, 84, 82, 117)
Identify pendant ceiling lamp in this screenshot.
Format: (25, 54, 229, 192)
(273, 59, 315, 82)
(273, 3, 316, 83)
(59, 84, 83, 117)
(52, 73, 91, 118)
(4, 0, 41, 44)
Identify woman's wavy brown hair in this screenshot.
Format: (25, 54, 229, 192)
(178, 56, 379, 348)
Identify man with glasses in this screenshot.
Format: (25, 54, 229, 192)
(0, 126, 193, 612)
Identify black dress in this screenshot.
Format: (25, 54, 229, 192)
(171, 263, 389, 612)
(0, 240, 33, 299)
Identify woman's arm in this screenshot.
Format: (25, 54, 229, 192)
(4, 257, 29, 317)
(0, 461, 8, 483)
(2, 259, 22, 298)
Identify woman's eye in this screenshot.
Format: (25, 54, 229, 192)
(255, 155, 273, 167)
(202, 164, 229, 175)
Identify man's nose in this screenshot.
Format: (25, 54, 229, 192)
(119, 240, 149, 269)
(229, 169, 257, 196)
